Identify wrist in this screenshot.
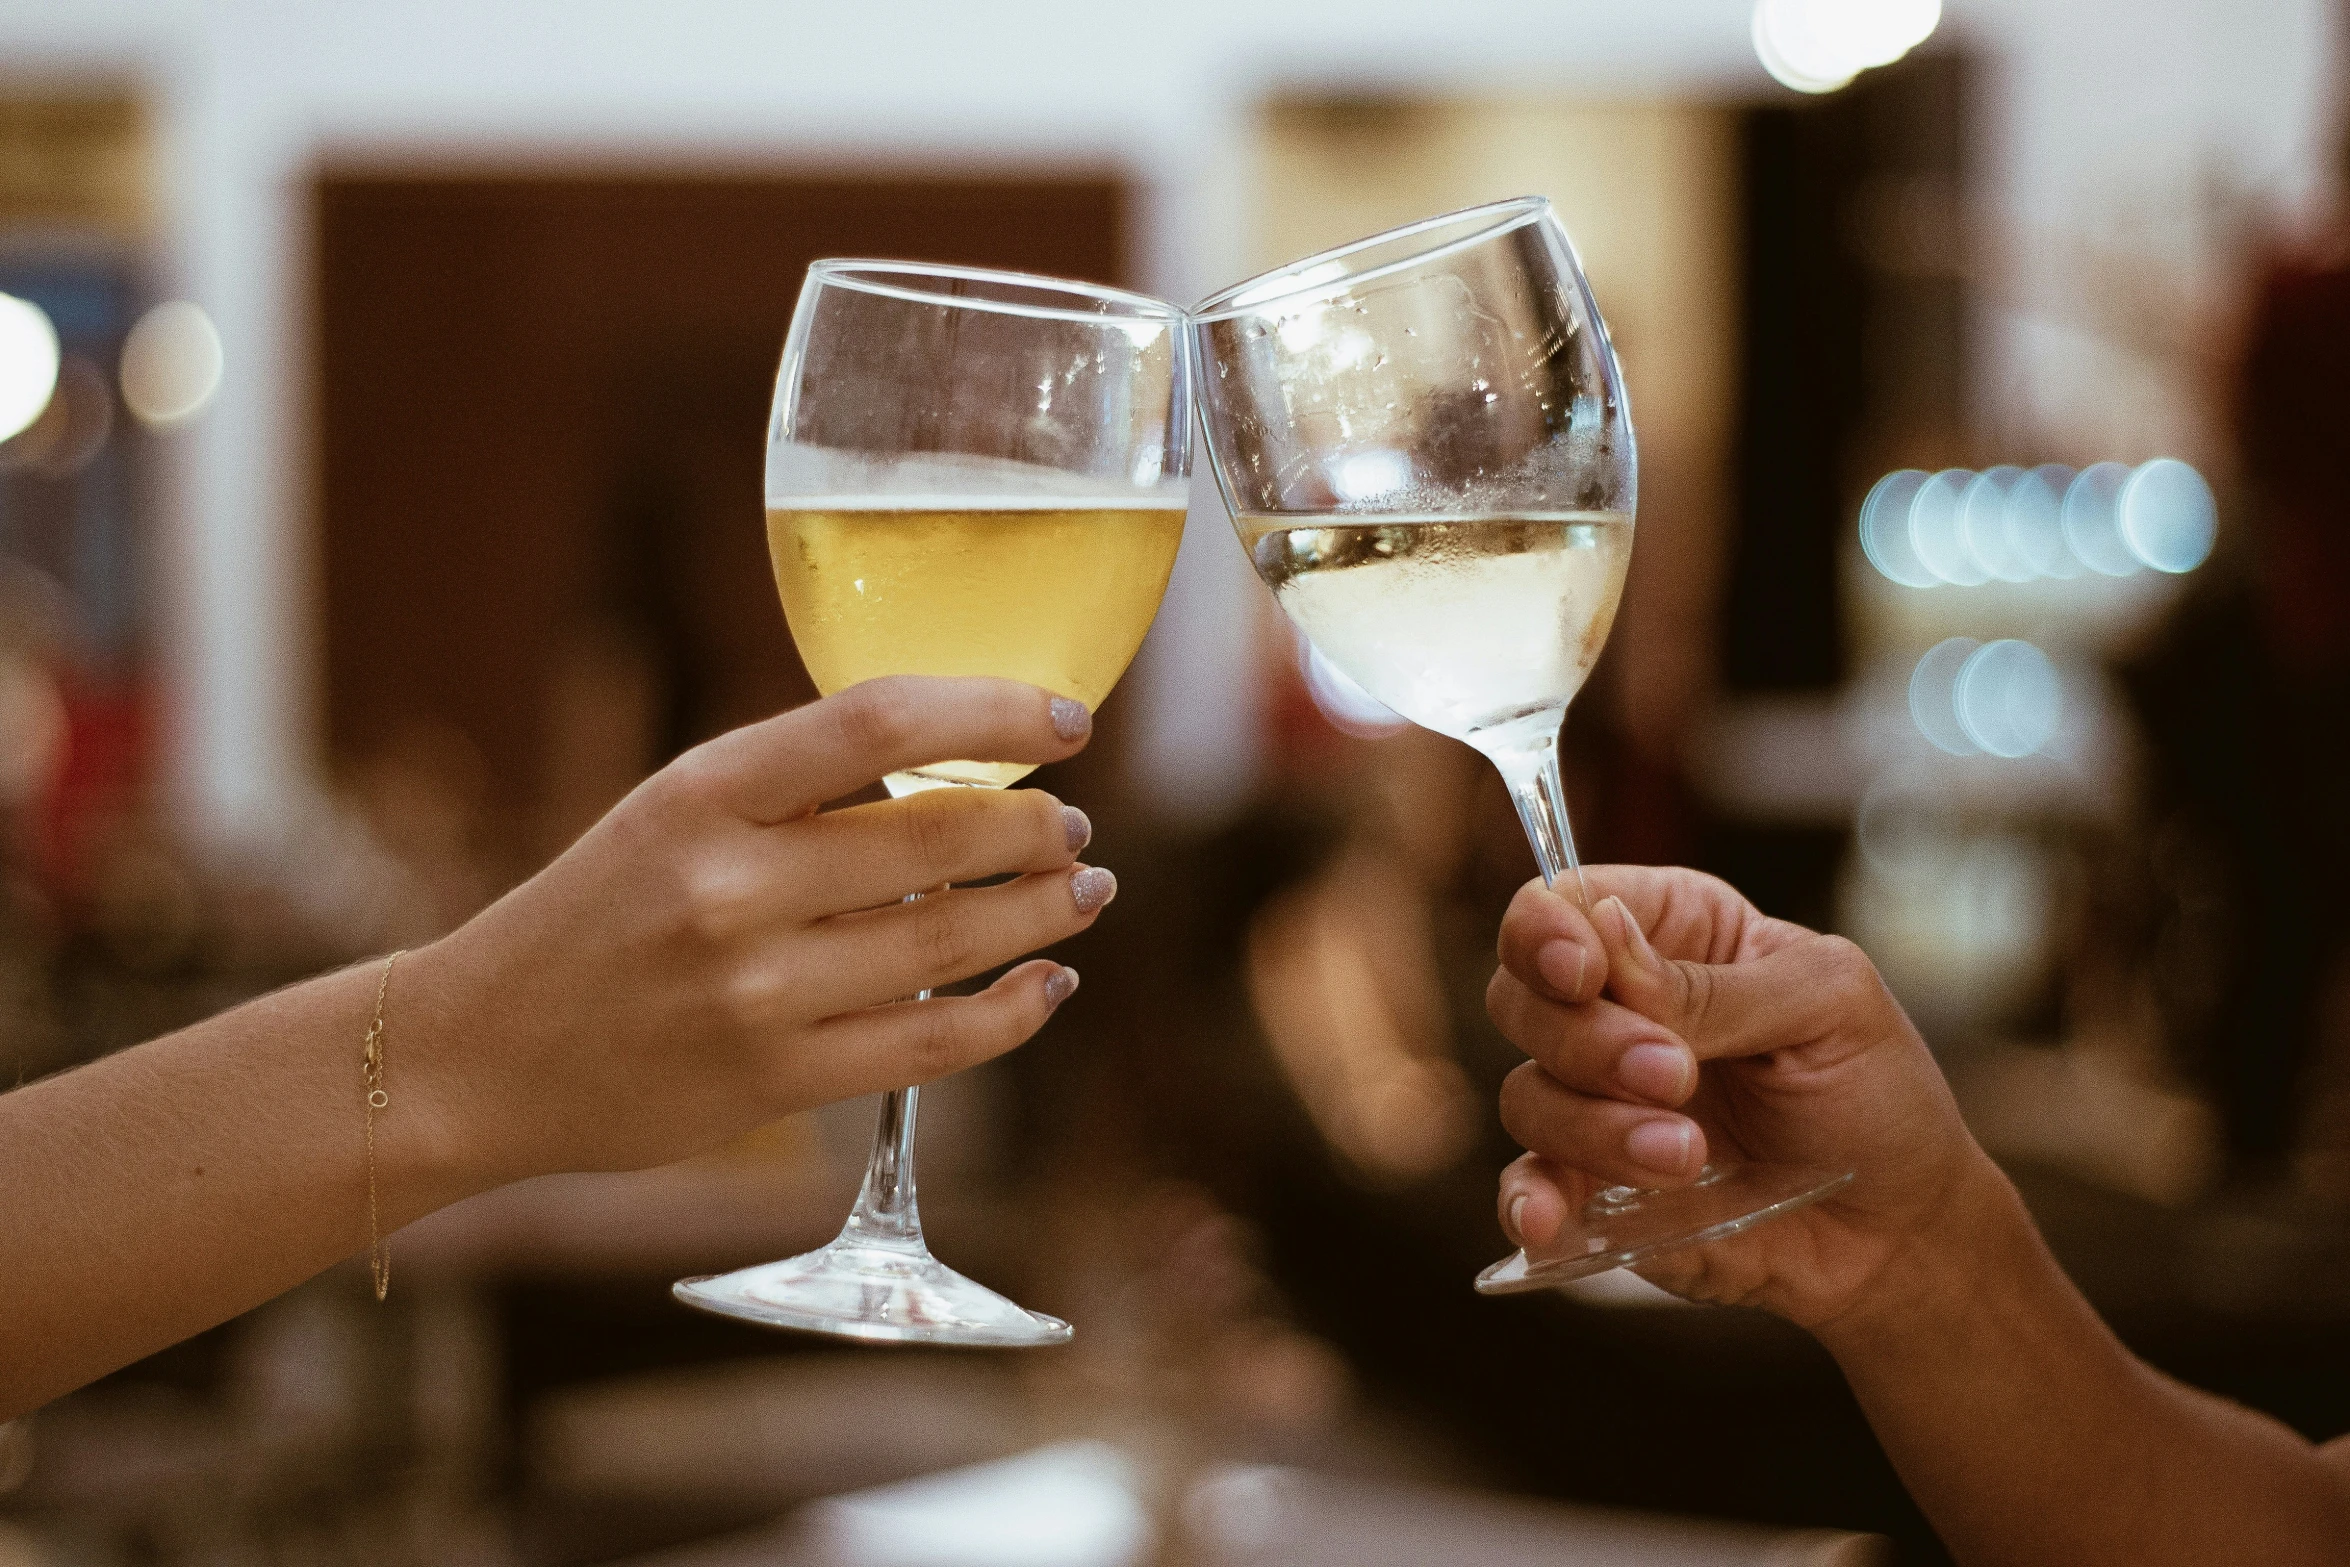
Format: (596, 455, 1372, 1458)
(377, 935, 515, 1221)
(1810, 1147, 2039, 1364)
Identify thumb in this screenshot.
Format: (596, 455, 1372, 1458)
(1590, 894, 1858, 1063)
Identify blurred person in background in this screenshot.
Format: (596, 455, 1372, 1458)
(1487, 868, 2350, 1566)
(0, 676, 1112, 1418)
(2120, 245, 2350, 1191)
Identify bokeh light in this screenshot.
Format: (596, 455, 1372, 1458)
(2119, 456, 2217, 573)
(2009, 464, 2077, 579)
(2060, 461, 2137, 577)
(1909, 637, 2064, 758)
(1960, 466, 2029, 582)
(1908, 637, 1979, 755)
(0, 292, 61, 444)
(1908, 468, 1986, 586)
(120, 300, 225, 427)
(1955, 639, 2062, 758)
(1752, 0, 1941, 95)
(1859, 467, 1936, 587)
(7, 356, 114, 477)
(1861, 457, 2215, 587)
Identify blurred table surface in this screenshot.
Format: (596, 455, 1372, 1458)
(603, 1455, 1888, 1567)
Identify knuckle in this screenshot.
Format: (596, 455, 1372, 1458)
(717, 965, 781, 1035)
(837, 679, 918, 759)
(898, 791, 969, 876)
(1813, 935, 1885, 1016)
(1677, 959, 1717, 1033)
(678, 862, 754, 947)
(906, 1006, 980, 1081)
(914, 900, 980, 978)
(655, 743, 726, 809)
(1028, 790, 1070, 856)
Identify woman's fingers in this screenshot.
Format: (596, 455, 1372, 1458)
(787, 785, 1089, 915)
(679, 676, 1091, 824)
(1498, 1061, 1708, 1191)
(1486, 968, 1697, 1107)
(792, 960, 1079, 1104)
(796, 863, 1115, 1015)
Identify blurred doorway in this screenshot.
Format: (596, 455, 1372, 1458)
(312, 171, 1131, 889)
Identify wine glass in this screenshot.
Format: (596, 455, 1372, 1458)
(673, 261, 1191, 1344)
(1190, 198, 1852, 1294)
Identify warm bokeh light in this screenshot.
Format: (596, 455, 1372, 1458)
(1752, 0, 1941, 95)
(0, 291, 61, 444)
(119, 300, 225, 426)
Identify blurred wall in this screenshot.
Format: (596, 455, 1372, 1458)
(0, 0, 2337, 856)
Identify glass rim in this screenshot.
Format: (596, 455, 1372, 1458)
(1189, 196, 1552, 323)
(805, 259, 1185, 325)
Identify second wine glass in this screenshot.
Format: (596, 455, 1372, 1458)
(1191, 197, 1852, 1293)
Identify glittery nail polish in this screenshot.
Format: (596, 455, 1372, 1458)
(1070, 865, 1117, 914)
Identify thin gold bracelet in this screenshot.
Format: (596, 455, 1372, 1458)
(362, 950, 405, 1301)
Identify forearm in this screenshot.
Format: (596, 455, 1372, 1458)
(0, 947, 483, 1416)
(1818, 1156, 2350, 1566)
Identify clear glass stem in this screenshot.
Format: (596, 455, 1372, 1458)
(1488, 738, 1590, 907)
(840, 1079, 925, 1250)
(838, 896, 933, 1256)
(1494, 737, 1646, 1212)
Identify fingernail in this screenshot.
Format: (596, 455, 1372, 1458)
(1044, 965, 1080, 1009)
(1070, 865, 1117, 914)
(1602, 896, 1660, 977)
(1627, 1118, 1693, 1178)
(1062, 805, 1092, 854)
(1506, 1193, 1529, 1246)
(1537, 939, 1587, 998)
(1050, 696, 1091, 742)
(1618, 1042, 1694, 1104)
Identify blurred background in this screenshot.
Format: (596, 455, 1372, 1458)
(1, 1, 2347, 1563)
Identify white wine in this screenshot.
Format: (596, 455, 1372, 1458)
(770, 500, 1186, 792)
(1237, 513, 1633, 750)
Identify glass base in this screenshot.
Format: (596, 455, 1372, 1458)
(1474, 1162, 1854, 1295)
(674, 1233, 1072, 1348)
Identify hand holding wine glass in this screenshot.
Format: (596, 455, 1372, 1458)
(414, 676, 1110, 1186)
(1191, 198, 1851, 1290)
(0, 675, 1107, 1415)
(1486, 867, 1976, 1323)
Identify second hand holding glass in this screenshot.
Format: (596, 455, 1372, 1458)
(1191, 198, 1852, 1293)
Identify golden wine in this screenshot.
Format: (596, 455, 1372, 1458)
(1237, 513, 1633, 748)
(770, 501, 1186, 792)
